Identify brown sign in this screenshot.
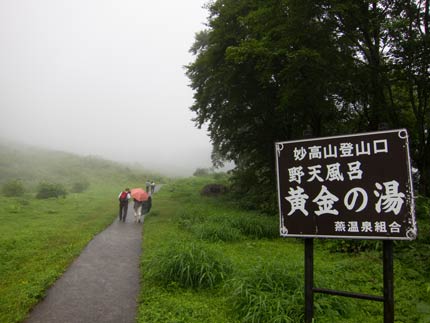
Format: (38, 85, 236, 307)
(275, 129, 417, 240)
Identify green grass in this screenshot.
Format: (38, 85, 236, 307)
(0, 140, 164, 323)
(0, 184, 122, 323)
(144, 240, 233, 289)
(138, 177, 430, 323)
(1, 148, 428, 323)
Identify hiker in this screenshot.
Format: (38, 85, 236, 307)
(118, 188, 131, 222)
(150, 181, 155, 194)
(145, 180, 151, 193)
(141, 196, 152, 223)
(133, 198, 143, 223)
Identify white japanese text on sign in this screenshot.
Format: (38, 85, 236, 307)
(275, 129, 417, 240)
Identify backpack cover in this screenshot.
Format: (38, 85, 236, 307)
(119, 191, 128, 201)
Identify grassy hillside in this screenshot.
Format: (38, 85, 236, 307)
(1, 141, 429, 322)
(0, 141, 161, 323)
(138, 177, 430, 323)
(0, 140, 163, 191)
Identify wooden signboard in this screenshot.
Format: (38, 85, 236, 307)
(275, 129, 417, 240)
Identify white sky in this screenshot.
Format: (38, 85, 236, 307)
(0, 0, 213, 175)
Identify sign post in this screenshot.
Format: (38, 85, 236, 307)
(275, 129, 417, 322)
(304, 238, 313, 321)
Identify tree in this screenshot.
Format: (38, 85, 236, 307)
(328, 0, 430, 193)
(187, 0, 430, 211)
(193, 168, 210, 177)
(36, 182, 67, 199)
(1, 179, 25, 197)
(388, 0, 430, 194)
(187, 0, 348, 211)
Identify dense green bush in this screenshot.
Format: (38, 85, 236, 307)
(193, 168, 210, 177)
(228, 168, 279, 214)
(416, 195, 430, 220)
(213, 172, 228, 180)
(200, 183, 228, 196)
(71, 180, 90, 193)
(147, 241, 232, 289)
(1, 179, 25, 197)
(36, 182, 67, 199)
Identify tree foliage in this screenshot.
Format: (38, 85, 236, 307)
(71, 179, 90, 193)
(1, 179, 25, 197)
(186, 0, 430, 210)
(193, 168, 211, 177)
(36, 182, 68, 199)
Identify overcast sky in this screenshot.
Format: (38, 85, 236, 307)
(0, 0, 214, 175)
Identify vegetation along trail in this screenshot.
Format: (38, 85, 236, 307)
(0, 141, 428, 322)
(136, 177, 430, 323)
(23, 205, 142, 323)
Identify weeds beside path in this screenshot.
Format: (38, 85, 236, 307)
(0, 187, 117, 323)
(23, 205, 142, 323)
(0, 184, 132, 323)
(138, 178, 238, 323)
(138, 177, 430, 323)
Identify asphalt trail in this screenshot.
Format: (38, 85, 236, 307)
(24, 202, 143, 323)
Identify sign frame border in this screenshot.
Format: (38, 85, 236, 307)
(275, 129, 417, 240)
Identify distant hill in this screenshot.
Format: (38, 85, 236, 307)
(0, 139, 162, 190)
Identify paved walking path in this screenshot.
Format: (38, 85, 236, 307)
(24, 203, 143, 323)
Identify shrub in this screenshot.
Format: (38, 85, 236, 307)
(193, 168, 210, 177)
(1, 179, 25, 197)
(71, 180, 90, 193)
(36, 182, 67, 199)
(147, 241, 232, 289)
(213, 172, 227, 180)
(200, 183, 228, 196)
(415, 195, 430, 220)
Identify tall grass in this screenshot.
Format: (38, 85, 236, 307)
(192, 222, 243, 242)
(227, 261, 353, 323)
(139, 177, 430, 323)
(0, 186, 120, 323)
(145, 241, 232, 289)
(228, 262, 304, 323)
(0, 141, 158, 323)
(178, 207, 278, 241)
(230, 213, 278, 239)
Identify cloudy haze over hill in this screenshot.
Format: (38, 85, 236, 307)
(0, 0, 213, 175)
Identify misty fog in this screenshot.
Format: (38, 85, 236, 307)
(0, 0, 214, 176)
